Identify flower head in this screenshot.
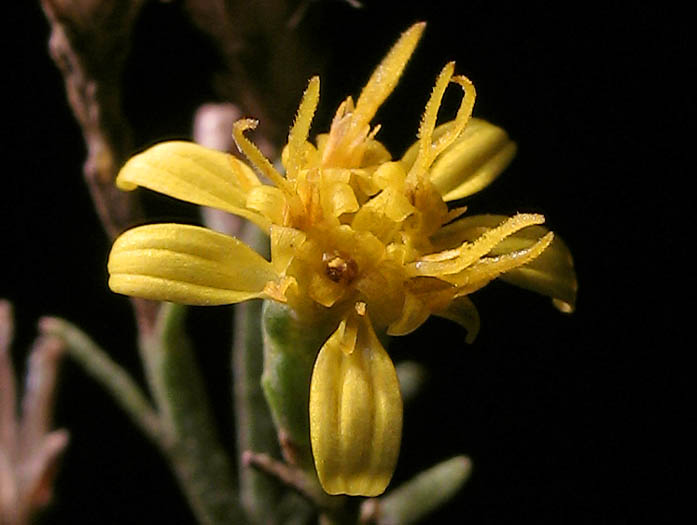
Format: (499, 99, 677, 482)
(108, 23, 576, 496)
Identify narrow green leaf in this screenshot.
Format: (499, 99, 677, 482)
(141, 303, 245, 525)
(375, 456, 472, 525)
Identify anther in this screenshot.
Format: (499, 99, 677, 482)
(324, 253, 358, 284)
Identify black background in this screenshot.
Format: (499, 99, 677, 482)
(4, 1, 684, 523)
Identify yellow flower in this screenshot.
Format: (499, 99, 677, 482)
(108, 22, 576, 496)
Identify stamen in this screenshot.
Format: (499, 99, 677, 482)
(408, 213, 546, 276)
(287, 76, 320, 181)
(324, 253, 359, 284)
(355, 301, 367, 316)
(367, 124, 382, 141)
(409, 67, 476, 183)
(233, 118, 293, 194)
(430, 76, 475, 159)
(450, 232, 555, 290)
(350, 22, 426, 139)
(321, 97, 354, 167)
(263, 276, 296, 303)
(454, 214, 546, 269)
(442, 206, 469, 225)
(415, 62, 455, 173)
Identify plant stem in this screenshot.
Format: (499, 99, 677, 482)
(232, 224, 285, 524)
(260, 298, 343, 473)
(139, 303, 245, 525)
(39, 0, 159, 335)
(39, 317, 162, 445)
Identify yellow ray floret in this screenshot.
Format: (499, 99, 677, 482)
(431, 214, 577, 311)
(116, 141, 270, 231)
(108, 223, 278, 305)
(309, 311, 402, 496)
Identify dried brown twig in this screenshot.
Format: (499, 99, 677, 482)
(39, 0, 145, 239)
(183, 0, 326, 148)
(1, 300, 69, 525)
(39, 0, 158, 333)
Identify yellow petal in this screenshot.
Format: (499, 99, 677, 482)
(361, 138, 392, 167)
(372, 160, 407, 189)
(270, 225, 306, 274)
(246, 185, 287, 226)
(371, 188, 415, 223)
(432, 119, 516, 201)
(401, 118, 515, 200)
(492, 229, 577, 312)
(108, 223, 277, 305)
(310, 314, 402, 496)
(354, 263, 406, 331)
(350, 182, 414, 242)
(307, 272, 346, 308)
(331, 315, 359, 355)
(432, 214, 577, 310)
(281, 140, 320, 177)
(387, 291, 431, 336)
(320, 180, 359, 219)
(116, 141, 270, 230)
(435, 295, 481, 344)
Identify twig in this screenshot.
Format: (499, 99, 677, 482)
(0, 300, 17, 456)
(182, 0, 327, 149)
(243, 450, 344, 514)
(38, 317, 163, 446)
(242, 451, 316, 502)
(39, 0, 158, 334)
(18, 336, 65, 458)
(139, 303, 244, 525)
(1, 301, 70, 525)
(231, 225, 286, 524)
(39, 0, 144, 238)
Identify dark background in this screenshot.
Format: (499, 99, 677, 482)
(4, 1, 683, 523)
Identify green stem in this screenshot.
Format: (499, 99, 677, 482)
(140, 303, 244, 525)
(260, 301, 336, 471)
(39, 317, 162, 446)
(232, 224, 284, 524)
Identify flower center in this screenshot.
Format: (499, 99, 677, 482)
(323, 253, 358, 285)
